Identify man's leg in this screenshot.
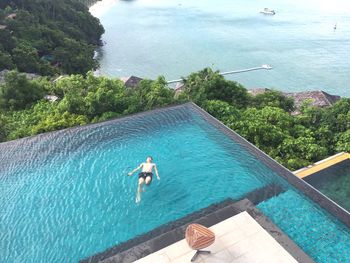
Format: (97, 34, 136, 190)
(145, 176, 152, 185)
(136, 177, 144, 203)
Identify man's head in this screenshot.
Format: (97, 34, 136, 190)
(146, 156, 153, 163)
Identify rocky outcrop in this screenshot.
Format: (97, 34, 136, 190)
(120, 76, 143, 88)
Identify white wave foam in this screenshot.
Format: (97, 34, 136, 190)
(89, 0, 118, 17)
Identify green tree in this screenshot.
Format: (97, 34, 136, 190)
(183, 68, 250, 108)
(30, 111, 88, 134)
(314, 125, 334, 152)
(232, 106, 293, 152)
(296, 101, 323, 127)
(55, 73, 94, 115)
(0, 71, 44, 110)
(53, 38, 96, 74)
(56, 73, 128, 118)
(130, 76, 176, 111)
(0, 29, 16, 51)
(320, 98, 350, 133)
(0, 50, 15, 70)
(335, 130, 350, 153)
(253, 90, 294, 112)
(278, 135, 328, 170)
(0, 0, 104, 76)
(12, 42, 41, 73)
(202, 99, 241, 123)
(5, 101, 56, 139)
(84, 76, 127, 118)
(0, 113, 8, 142)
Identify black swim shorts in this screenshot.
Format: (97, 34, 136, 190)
(138, 172, 153, 182)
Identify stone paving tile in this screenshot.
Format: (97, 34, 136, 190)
(203, 238, 227, 254)
(210, 217, 238, 237)
(226, 237, 252, 259)
(171, 251, 204, 263)
(134, 212, 298, 263)
(133, 252, 170, 263)
(219, 226, 246, 248)
(163, 239, 192, 260)
(199, 249, 232, 263)
(230, 252, 261, 263)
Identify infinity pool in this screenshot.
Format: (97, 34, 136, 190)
(0, 104, 349, 262)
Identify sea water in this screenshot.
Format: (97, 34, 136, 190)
(91, 0, 350, 97)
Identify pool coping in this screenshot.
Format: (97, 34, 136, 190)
(304, 158, 350, 182)
(81, 183, 287, 262)
(294, 152, 350, 178)
(82, 199, 313, 263)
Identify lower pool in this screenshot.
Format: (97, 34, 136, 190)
(0, 104, 349, 262)
(304, 160, 350, 213)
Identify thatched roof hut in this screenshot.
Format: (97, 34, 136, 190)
(283, 90, 341, 109)
(120, 76, 143, 88)
(248, 88, 341, 115)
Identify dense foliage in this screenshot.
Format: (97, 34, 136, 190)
(180, 69, 349, 170)
(0, 0, 104, 75)
(0, 70, 44, 110)
(77, 0, 102, 7)
(0, 71, 178, 141)
(0, 69, 348, 171)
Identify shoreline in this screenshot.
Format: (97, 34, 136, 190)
(89, 0, 118, 17)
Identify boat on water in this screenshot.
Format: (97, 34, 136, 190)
(260, 8, 276, 15)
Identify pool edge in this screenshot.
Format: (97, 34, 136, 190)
(187, 102, 350, 228)
(81, 199, 313, 263)
(0, 102, 192, 148)
(294, 152, 350, 179)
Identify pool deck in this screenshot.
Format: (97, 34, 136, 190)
(134, 211, 298, 263)
(84, 198, 313, 263)
(294, 152, 350, 179)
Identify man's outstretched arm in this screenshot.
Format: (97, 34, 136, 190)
(154, 165, 160, 180)
(128, 164, 142, 176)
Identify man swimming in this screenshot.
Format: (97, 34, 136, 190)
(128, 156, 160, 203)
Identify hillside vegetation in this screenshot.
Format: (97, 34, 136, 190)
(0, 0, 104, 75)
(0, 69, 349, 171)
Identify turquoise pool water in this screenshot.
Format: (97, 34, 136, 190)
(92, 0, 350, 97)
(0, 105, 349, 262)
(258, 190, 350, 262)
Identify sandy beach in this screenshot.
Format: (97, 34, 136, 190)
(89, 0, 118, 17)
